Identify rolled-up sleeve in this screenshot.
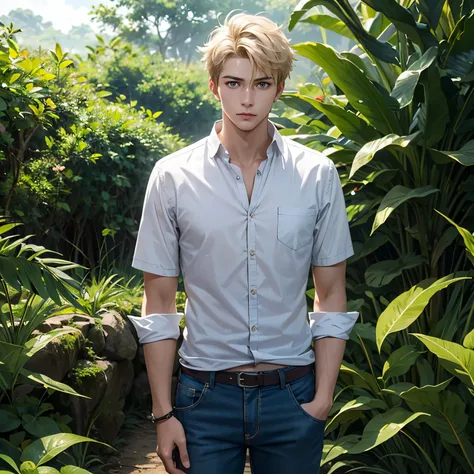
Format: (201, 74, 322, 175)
(128, 313, 183, 344)
(312, 162, 354, 266)
(309, 311, 359, 340)
(132, 164, 180, 276)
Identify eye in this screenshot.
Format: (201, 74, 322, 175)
(226, 81, 239, 88)
(257, 82, 271, 89)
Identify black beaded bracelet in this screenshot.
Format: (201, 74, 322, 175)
(150, 410, 175, 424)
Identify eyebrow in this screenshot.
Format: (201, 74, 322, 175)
(222, 75, 273, 81)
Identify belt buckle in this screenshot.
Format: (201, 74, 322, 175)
(237, 372, 259, 388)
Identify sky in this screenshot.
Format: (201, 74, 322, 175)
(0, 0, 111, 32)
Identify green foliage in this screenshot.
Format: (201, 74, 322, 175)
(70, 364, 104, 388)
(288, 1, 474, 472)
(79, 39, 219, 140)
(0, 25, 183, 269)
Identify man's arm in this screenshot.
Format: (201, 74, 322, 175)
(142, 272, 179, 418)
(137, 272, 190, 473)
(304, 261, 350, 420)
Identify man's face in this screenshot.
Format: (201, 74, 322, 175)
(210, 56, 284, 132)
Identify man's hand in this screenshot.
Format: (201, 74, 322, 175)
(156, 417, 190, 473)
(301, 396, 333, 422)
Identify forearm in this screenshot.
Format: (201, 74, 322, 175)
(138, 273, 180, 417)
(144, 339, 177, 417)
(312, 287, 347, 402)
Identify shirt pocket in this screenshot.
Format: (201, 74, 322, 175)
(277, 207, 318, 251)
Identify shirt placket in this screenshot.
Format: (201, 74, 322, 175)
(226, 147, 274, 364)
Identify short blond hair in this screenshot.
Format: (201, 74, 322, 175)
(199, 13, 294, 87)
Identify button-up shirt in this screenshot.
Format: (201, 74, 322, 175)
(131, 121, 355, 371)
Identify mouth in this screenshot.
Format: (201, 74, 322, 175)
(237, 113, 256, 118)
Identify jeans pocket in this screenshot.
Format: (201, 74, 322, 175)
(287, 372, 326, 424)
(174, 373, 209, 412)
(277, 207, 317, 251)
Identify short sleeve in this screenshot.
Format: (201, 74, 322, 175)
(132, 165, 180, 276)
(312, 162, 354, 266)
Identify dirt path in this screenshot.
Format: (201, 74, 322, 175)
(106, 420, 251, 474)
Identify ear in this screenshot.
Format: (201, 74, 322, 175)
(274, 81, 285, 102)
(209, 77, 220, 101)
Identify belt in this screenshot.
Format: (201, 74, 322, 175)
(180, 364, 313, 388)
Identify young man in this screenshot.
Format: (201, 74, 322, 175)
(129, 13, 358, 474)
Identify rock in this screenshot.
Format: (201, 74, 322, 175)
(87, 325, 105, 355)
(73, 321, 90, 338)
(102, 311, 137, 361)
(25, 330, 84, 382)
(130, 370, 151, 405)
(69, 360, 108, 435)
(72, 315, 95, 323)
(95, 359, 134, 443)
(95, 410, 125, 445)
(44, 315, 75, 327)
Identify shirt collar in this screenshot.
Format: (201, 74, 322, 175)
(207, 120, 286, 162)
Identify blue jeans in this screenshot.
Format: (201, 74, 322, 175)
(173, 366, 325, 474)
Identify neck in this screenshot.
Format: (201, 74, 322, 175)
(217, 114, 272, 167)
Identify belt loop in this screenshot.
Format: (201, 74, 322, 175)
(278, 369, 286, 389)
(209, 371, 216, 389)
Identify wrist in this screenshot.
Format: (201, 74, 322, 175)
(150, 409, 175, 424)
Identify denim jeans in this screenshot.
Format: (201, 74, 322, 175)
(173, 365, 325, 474)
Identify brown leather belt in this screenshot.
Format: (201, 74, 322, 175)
(181, 364, 313, 388)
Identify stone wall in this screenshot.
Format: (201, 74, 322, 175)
(26, 310, 151, 444)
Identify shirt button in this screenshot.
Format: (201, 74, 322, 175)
(250, 289, 257, 295)
(250, 212, 255, 218)
(249, 250, 255, 256)
(256, 170, 262, 176)
(251, 325, 257, 332)
(236, 176, 241, 180)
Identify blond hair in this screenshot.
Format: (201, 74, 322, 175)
(199, 13, 294, 87)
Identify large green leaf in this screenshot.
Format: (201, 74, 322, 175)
(430, 140, 474, 166)
(361, 0, 437, 50)
(365, 254, 425, 287)
(400, 385, 468, 444)
(371, 185, 439, 235)
(20, 434, 110, 466)
(301, 14, 356, 40)
(321, 435, 361, 466)
(327, 396, 387, 433)
(0, 409, 21, 433)
(289, 0, 399, 63)
(464, 330, 474, 350)
(382, 345, 423, 381)
(21, 370, 90, 399)
(281, 93, 379, 144)
(349, 133, 419, 178)
(412, 334, 474, 387)
(60, 467, 91, 474)
(376, 274, 470, 352)
(436, 210, 474, 265)
(292, 43, 402, 135)
(23, 417, 61, 438)
(349, 234, 389, 263)
(416, 0, 446, 29)
(0, 455, 20, 474)
(340, 362, 380, 393)
(25, 329, 80, 358)
(390, 47, 438, 108)
(348, 407, 426, 454)
(419, 64, 450, 147)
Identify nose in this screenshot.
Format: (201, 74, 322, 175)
(241, 86, 254, 108)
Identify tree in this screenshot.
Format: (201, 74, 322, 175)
(91, 0, 271, 61)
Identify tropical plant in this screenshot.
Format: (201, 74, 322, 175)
(0, 433, 110, 474)
(285, 1, 474, 473)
